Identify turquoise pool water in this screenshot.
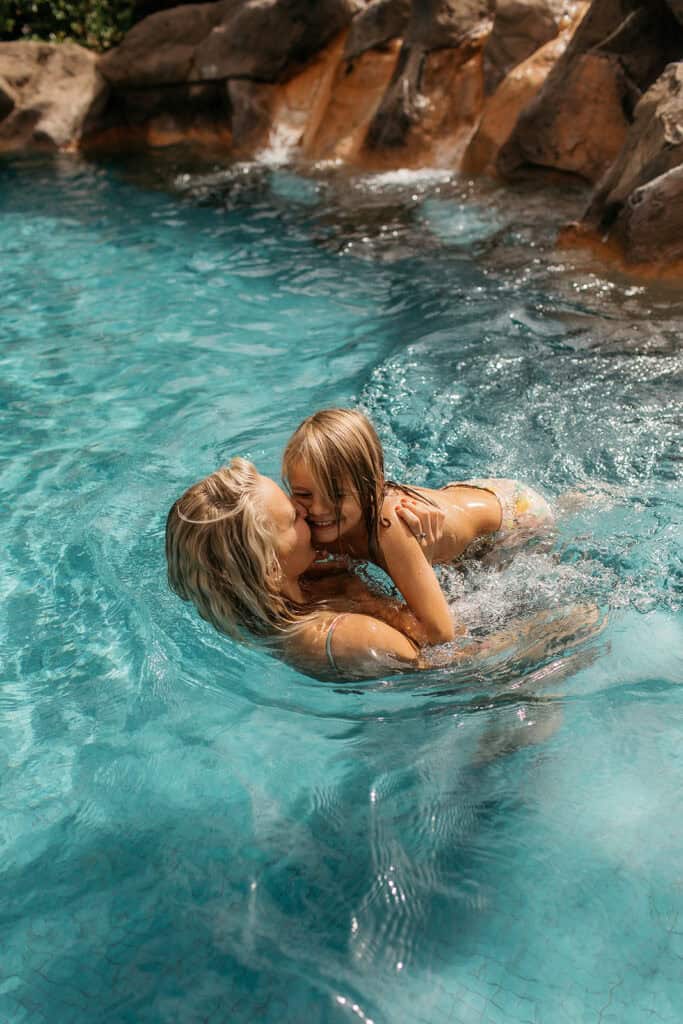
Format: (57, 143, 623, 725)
(1, 152, 682, 1024)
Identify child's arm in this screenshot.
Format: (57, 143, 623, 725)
(379, 506, 460, 644)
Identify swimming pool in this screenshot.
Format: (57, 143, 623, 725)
(1, 152, 681, 1023)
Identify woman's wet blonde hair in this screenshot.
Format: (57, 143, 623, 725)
(165, 458, 304, 641)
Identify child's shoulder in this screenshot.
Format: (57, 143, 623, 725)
(378, 492, 413, 550)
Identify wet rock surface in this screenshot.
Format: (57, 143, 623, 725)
(585, 62, 683, 223)
(344, 0, 410, 60)
(483, 0, 566, 92)
(498, 0, 683, 181)
(99, 2, 229, 88)
(614, 163, 683, 263)
(464, 16, 581, 174)
(2, 0, 683, 273)
(580, 61, 683, 265)
(0, 42, 106, 152)
(364, 0, 492, 154)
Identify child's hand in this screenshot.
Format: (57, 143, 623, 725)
(395, 499, 445, 548)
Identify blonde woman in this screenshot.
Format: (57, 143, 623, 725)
(166, 459, 596, 681)
(166, 458, 438, 680)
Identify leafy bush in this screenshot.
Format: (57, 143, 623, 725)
(0, 0, 135, 50)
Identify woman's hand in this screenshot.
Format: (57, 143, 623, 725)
(395, 498, 445, 549)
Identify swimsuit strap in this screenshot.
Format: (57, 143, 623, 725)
(443, 479, 511, 532)
(325, 613, 347, 674)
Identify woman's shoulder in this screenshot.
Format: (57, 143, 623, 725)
(280, 611, 336, 674)
(281, 609, 418, 680)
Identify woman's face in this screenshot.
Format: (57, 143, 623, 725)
(286, 460, 363, 546)
(256, 474, 316, 580)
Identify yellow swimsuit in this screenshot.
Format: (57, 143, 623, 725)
(445, 478, 554, 536)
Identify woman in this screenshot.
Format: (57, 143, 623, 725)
(166, 459, 597, 681)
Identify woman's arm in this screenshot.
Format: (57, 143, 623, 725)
(379, 506, 459, 644)
(286, 603, 603, 682)
(284, 611, 419, 680)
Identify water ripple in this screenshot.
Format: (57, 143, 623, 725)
(1, 152, 682, 1024)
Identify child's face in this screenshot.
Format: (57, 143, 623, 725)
(287, 460, 363, 547)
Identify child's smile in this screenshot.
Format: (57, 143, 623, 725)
(287, 461, 363, 546)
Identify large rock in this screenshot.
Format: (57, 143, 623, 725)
(407, 0, 491, 50)
(101, 0, 359, 88)
(614, 163, 683, 263)
(99, 2, 231, 88)
(0, 42, 107, 152)
(366, 0, 492, 149)
(585, 62, 683, 222)
(463, 29, 574, 174)
(483, 0, 569, 93)
(498, 0, 683, 182)
(507, 50, 629, 180)
(577, 62, 683, 264)
(344, 0, 410, 61)
(191, 0, 358, 82)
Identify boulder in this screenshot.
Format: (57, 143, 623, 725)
(498, 0, 683, 181)
(507, 51, 629, 180)
(99, 2, 231, 88)
(463, 29, 573, 174)
(584, 62, 683, 224)
(344, 0, 410, 61)
(366, 1, 492, 149)
(101, 0, 358, 89)
(0, 42, 107, 152)
(614, 163, 683, 263)
(193, 0, 359, 82)
(483, 0, 569, 93)
(0, 74, 17, 120)
(407, 0, 491, 50)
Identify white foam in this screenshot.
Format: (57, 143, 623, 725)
(349, 168, 455, 194)
(255, 122, 302, 167)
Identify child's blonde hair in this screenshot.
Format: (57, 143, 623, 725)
(166, 458, 305, 641)
(283, 408, 399, 559)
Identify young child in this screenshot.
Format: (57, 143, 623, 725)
(283, 408, 554, 645)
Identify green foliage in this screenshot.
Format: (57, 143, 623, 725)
(0, 0, 135, 50)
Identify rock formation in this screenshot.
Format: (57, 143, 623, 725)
(91, 0, 497, 167)
(464, 5, 586, 175)
(0, 42, 106, 152)
(0, 0, 682, 272)
(483, 0, 567, 92)
(497, 0, 683, 182)
(569, 61, 683, 267)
